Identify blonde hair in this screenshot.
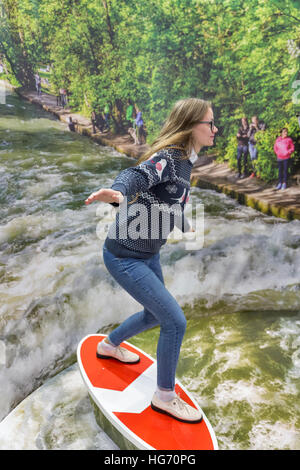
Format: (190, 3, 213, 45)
(139, 97, 211, 163)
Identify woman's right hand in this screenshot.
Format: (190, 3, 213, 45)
(85, 188, 124, 205)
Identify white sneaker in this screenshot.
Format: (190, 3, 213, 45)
(96, 339, 140, 364)
(151, 392, 203, 423)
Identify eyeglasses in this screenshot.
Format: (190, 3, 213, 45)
(198, 120, 215, 131)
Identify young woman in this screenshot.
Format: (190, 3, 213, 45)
(274, 127, 295, 190)
(85, 98, 218, 423)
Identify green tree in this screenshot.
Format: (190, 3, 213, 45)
(0, 0, 36, 87)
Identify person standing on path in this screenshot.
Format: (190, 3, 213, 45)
(60, 88, 66, 108)
(236, 117, 249, 178)
(85, 98, 218, 423)
(91, 110, 98, 134)
(274, 127, 295, 190)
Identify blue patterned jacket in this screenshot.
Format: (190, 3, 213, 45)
(105, 146, 198, 258)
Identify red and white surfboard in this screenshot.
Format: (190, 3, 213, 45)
(77, 334, 218, 450)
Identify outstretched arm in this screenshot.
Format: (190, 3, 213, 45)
(85, 188, 124, 205)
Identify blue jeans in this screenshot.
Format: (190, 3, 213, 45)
(278, 158, 290, 184)
(103, 245, 187, 390)
(248, 142, 258, 160)
(237, 145, 248, 174)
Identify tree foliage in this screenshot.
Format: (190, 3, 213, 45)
(1, 0, 300, 178)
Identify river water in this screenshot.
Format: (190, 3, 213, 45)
(0, 84, 299, 450)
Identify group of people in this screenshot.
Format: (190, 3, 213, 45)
(90, 100, 147, 146)
(34, 74, 295, 188)
(236, 115, 266, 179)
(236, 115, 295, 190)
(54, 93, 146, 144)
(33, 76, 146, 146)
(91, 106, 110, 134)
(273, 127, 295, 190)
